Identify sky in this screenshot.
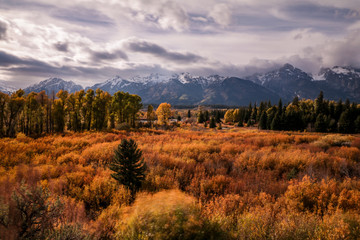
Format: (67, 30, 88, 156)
(0, 0, 360, 88)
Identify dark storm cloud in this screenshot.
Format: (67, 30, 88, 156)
(0, 20, 7, 40)
(54, 42, 69, 52)
(0, 51, 52, 68)
(126, 39, 205, 63)
(90, 49, 128, 62)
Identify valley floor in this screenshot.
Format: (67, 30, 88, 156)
(0, 127, 360, 239)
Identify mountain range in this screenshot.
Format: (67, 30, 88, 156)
(1, 64, 359, 105)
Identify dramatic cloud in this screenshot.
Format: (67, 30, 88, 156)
(118, 0, 189, 32)
(54, 42, 69, 52)
(1, 0, 360, 87)
(0, 19, 7, 40)
(90, 49, 128, 62)
(126, 39, 205, 63)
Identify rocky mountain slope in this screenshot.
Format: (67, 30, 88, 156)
(18, 64, 360, 105)
(24, 77, 83, 95)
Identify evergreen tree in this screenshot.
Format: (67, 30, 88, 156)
(259, 112, 267, 130)
(334, 99, 343, 121)
(292, 96, 299, 106)
(355, 116, 360, 133)
(187, 110, 191, 118)
(315, 91, 324, 115)
(198, 111, 205, 123)
(278, 99, 283, 116)
(215, 110, 221, 123)
(209, 117, 216, 128)
(271, 112, 281, 130)
(204, 110, 209, 121)
(338, 110, 352, 133)
(110, 139, 147, 201)
(315, 114, 327, 132)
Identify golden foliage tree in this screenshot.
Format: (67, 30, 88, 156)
(156, 103, 172, 125)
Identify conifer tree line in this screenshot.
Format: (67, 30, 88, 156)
(0, 89, 142, 137)
(223, 91, 360, 133)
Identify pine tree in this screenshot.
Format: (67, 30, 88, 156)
(315, 114, 327, 132)
(338, 110, 352, 133)
(259, 112, 267, 130)
(187, 110, 191, 118)
(271, 112, 281, 130)
(355, 116, 360, 133)
(209, 117, 216, 128)
(198, 111, 205, 123)
(110, 139, 147, 201)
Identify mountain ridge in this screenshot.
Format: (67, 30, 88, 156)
(4, 64, 359, 105)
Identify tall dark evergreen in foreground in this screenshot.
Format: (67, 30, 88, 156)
(110, 139, 147, 201)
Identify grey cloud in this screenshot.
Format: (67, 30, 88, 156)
(90, 49, 128, 62)
(126, 40, 205, 63)
(0, 19, 7, 40)
(51, 7, 114, 26)
(54, 42, 69, 52)
(0, 51, 52, 68)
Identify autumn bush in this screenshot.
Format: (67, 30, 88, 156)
(0, 129, 359, 239)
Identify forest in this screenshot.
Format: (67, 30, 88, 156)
(0, 89, 142, 137)
(0, 89, 359, 138)
(200, 92, 360, 134)
(0, 89, 360, 239)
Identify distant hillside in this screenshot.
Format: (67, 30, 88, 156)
(24, 77, 83, 95)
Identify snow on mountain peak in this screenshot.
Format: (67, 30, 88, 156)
(0, 80, 17, 94)
(103, 76, 128, 87)
(331, 66, 359, 76)
(312, 73, 326, 81)
(130, 73, 171, 83)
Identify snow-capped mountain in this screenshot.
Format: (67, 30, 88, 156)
(0, 80, 17, 94)
(24, 77, 83, 95)
(12, 64, 360, 104)
(318, 66, 360, 101)
(245, 63, 319, 100)
(169, 73, 226, 88)
(86, 73, 279, 105)
(129, 73, 171, 84)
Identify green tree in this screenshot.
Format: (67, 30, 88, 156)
(271, 112, 281, 130)
(338, 110, 352, 133)
(187, 110, 191, 118)
(209, 117, 216, 128)
(198, 111, 205, 123)
(259, 111, 267, 130)
(110, 139, 147, 201)
(355, 115, 360, 133)
(315, 114, 327, 132)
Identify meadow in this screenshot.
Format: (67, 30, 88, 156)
(0, 126, 360, 239)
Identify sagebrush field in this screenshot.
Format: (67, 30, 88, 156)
(1, 128, 360, 239)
